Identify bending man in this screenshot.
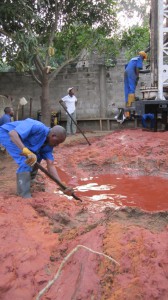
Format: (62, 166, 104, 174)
(0, 118, 73, 198)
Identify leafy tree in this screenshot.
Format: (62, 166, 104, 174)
(116, 1, 151, 64)
(0, 0, 117, 125)
(120, 25, 150, 61)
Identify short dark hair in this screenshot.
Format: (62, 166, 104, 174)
(4, 107, 12, 114)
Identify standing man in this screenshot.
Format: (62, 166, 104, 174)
(60, 87, 77, 135)
(124, 51, 147, 107)
(0, 106, 14, 125)
(0, 118, 73, 198)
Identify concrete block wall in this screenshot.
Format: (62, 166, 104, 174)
(52, 64, 101, 120)
(0, 50, 151, 123)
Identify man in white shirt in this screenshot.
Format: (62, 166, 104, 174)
(60, 87, 77, 135)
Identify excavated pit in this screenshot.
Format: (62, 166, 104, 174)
(0, 129, 168, 300)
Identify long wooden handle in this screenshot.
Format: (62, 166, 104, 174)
(59, 101, 91, 146)
(36, 162, 82, 202)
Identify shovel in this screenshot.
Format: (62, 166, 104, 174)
(59, 100, 91, 146)
(36, 162, 82, 202)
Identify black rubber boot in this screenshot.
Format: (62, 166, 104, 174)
(17, 172, 31, 198)
(31, 164, 39, 180)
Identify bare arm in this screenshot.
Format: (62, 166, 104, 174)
(9, 130, 25, 150)
(46, 159, 61, 181)
(59, 99, 67, 109)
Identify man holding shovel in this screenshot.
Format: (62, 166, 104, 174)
(0, 118, 74, 198)
(60, 87, 77, 135)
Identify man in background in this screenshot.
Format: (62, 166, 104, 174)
(141, 113, 155, 131)
(124, 51, 147, 108)
(0, 106, 14, 151)
(0, 106, 14, 125)
(60, 87, 77, 135)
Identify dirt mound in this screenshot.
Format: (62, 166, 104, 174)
(0, 129, 168, 300)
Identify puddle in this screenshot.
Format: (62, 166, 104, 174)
(48, 170, 168, 212)
(74, 174, 168, 212)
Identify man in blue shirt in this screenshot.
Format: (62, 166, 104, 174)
(0, 107, 14, 152)
(0, 118, 73, 198)
(0, 107, 14, 125)
(124, 51, 147, 107)
(141, 113, 155, 130)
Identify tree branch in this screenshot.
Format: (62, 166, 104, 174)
(30, 69, 42, 87)
(35, 244, 119, 300)
(48, 52, 82, 84)
(34, 55, 44, 73)
(45, 0, 58, 66)
(34, 57, 43, 80)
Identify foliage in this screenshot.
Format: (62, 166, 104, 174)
(120, 25, 150, 61)
(53, 24, 120, 67)
(0, 0, 151, 72)
(0, 0, 118, 124)
(0, 0, 117, 72)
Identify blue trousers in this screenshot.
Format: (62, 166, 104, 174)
(124, 71, 137, 103)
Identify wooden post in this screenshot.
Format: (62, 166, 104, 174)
(29, 98, 33, 117)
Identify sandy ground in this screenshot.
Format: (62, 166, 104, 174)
(0, 128, 168, 300)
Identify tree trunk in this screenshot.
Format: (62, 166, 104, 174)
(41, 75, 51, 126)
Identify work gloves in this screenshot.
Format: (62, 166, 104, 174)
(21, 147, 37, 166)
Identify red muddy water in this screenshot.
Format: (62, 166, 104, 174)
(48, 173, 168, 212)
(75, 174, 168, 212)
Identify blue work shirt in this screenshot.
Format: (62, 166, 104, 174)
(142, 113, 154, 120)
(0, 118, 54, 162)
(0, 114, 11, 126)
(125, 55, 143, 75)
(124, 55, 144, 102)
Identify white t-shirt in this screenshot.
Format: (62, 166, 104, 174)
(61, 94, 77, 114)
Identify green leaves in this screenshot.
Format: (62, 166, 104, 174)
(0, 0, 118, 72)
(120, 26, 150, 60)
(0, 0, 150, 73)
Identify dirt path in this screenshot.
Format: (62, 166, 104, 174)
(0, 129, 168, 300)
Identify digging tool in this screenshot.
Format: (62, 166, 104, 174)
(35, 162, 82, 202)
(59, 100, 91, 146)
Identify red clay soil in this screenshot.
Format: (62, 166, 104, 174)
(0, 128, 168, 300)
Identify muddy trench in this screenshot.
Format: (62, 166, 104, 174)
(0, 129, 168, 300)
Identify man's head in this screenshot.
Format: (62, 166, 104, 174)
(4, 107, 14, 116)
(67, 87, 74, 96)
(139, 51, 147, 60)
(48, 125, 66, 146)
